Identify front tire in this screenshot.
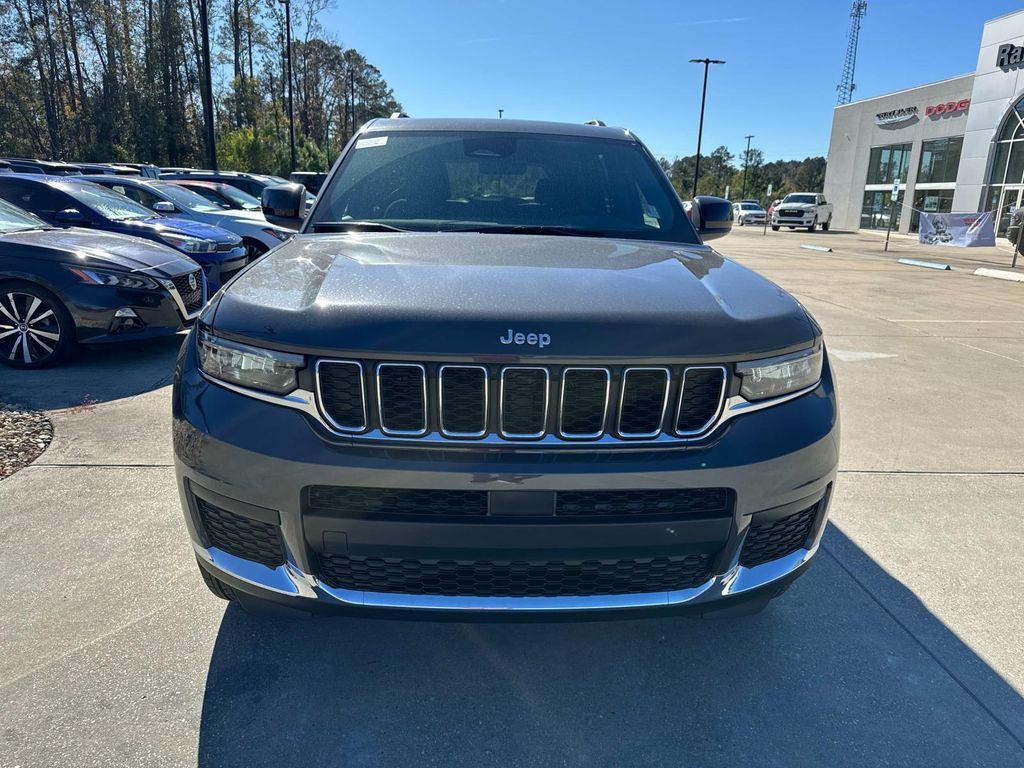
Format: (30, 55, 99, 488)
(0, 282, 75, 369)
(771, 225, 779, 231)
(807, 217, 817, 232)
(822, 217, 831, 232)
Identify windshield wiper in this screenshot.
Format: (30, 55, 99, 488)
(311, 220, 408, 233)
(441, 224, 611, 238)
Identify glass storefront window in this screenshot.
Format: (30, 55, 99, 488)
(860, 190, 903, 230)
(866, 143, 912, 184)
(917, 137, 962, 184)
(909, 189, 954, 232)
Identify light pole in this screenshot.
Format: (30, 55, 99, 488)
(498, 108, 504, 119)
(688, 58, 725, 198)
(198, 0, 217, 170)
(279, 0, 296, 173)
(741, 134, 754, 198)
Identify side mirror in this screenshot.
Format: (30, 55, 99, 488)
(55, 208, 87, 225)
(688, 196, 733, 241)
(261, 183, 306, 230)
(152, 200, 176, 213)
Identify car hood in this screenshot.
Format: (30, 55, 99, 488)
(0, 227, 201, 277)
(209, 233, 817, 358)
(124, 216, 240, 244)
(777, 203, 815, 210)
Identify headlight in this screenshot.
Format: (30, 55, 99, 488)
(262, 227, 293, 242)
(736, 345, 823, 401)
(159, 231, 217, 253)
(68, 266, 159, 290)
(197, 328, 304, 394)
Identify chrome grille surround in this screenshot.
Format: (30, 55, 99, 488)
(438, 364, 488, 438)
(617, 367, 671, 438)
(314, 360, 367, 432)
(675, 365, 728, 436)
(306, 359, 738, 447)
(499, 366, 550, 439)
(375, 363, 428, 436)
(558, 367, 611, 439)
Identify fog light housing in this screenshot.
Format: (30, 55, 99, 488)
(109, 307, 144, 333)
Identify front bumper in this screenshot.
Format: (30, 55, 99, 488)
(173, 342, 839, 617)
(773, 214, 814, 226)
(65, 282, 192, 345)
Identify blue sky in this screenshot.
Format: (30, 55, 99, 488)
(319, 0, 1023, 163)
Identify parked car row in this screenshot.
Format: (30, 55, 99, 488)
(0, 162, 316, 368)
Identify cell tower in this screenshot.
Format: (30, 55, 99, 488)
(837, 1, 868, 105)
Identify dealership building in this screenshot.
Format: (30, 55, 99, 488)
(824, 9, 1024, 237)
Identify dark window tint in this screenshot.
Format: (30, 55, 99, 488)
(866, 143, 912, 184)
(0, 180, 68, 217)
(917, 137, 963, 184)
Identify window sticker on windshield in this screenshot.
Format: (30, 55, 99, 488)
(355, 136, 388, 149)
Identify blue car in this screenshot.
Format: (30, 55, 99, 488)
(0, 175, 248, 290)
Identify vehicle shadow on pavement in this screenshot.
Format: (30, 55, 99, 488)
(196, 525, 1024, 768)
(0, 333, 184, 410)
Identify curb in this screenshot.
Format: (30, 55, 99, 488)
(974, 267, 1024, 283)
(800, 244, 833, 253)
(898, 258, 951, 270)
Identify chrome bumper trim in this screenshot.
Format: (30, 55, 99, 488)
(195, 542, 817, 612)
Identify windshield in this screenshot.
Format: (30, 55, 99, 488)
(61, 182, 153, 221)
(784, 194, 817, 204)
(310, 131, 699, 244)
(740, 203, 762, 210)
(152, 182, 226, 213)
(0, 198, 49, 233)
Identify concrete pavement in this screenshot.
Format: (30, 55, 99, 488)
(0, 228, 1022, 767)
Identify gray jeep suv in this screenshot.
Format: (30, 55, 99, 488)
(173, 118, 839, 618)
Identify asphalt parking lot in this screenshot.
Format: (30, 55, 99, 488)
(1, 227, 1022, 767)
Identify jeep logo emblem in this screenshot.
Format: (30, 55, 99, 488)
(499, 328, 551, 348)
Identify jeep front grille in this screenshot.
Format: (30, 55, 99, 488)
(315, 360, 728, 445)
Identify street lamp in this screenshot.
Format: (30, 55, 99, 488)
(498, 108, 504, 119)
(741, 134, 754, 199)
(279, 0, 297, 173)
(688, 58, 725, 198)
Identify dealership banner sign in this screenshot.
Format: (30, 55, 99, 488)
(918, 212, 995, 247)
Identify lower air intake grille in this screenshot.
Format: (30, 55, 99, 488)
(740, 503, 819, 567)
(196, 497, 284, 568)
(556, 488, 733, 518)
(316, 553, 714, 596)
(307, 486, 488, 518)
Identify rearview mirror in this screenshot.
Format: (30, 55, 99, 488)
(152, 200, 176, 213)
(261, 183, 306, 230)
(55, 208, 87, 225)
(687, 196, 733, 242)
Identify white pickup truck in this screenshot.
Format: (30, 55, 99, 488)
(771, 193, 833, 232)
